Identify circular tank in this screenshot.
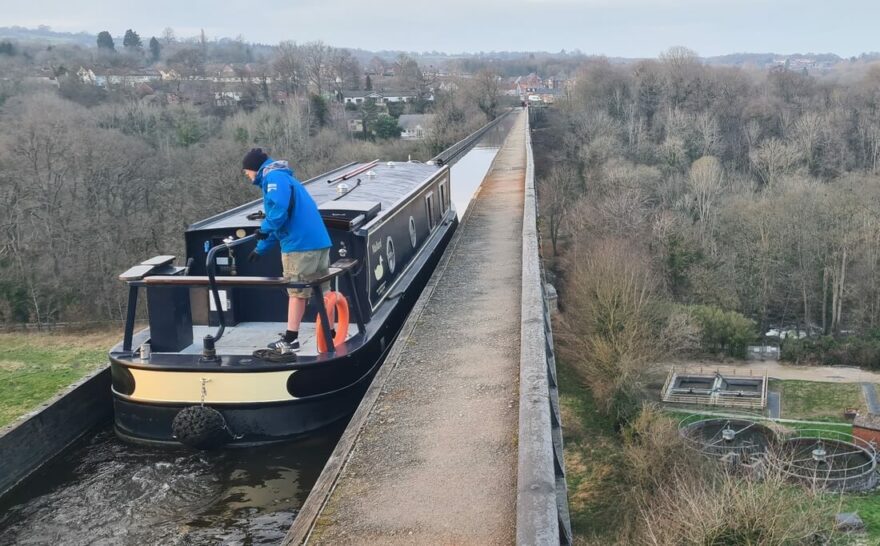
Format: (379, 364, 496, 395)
(680, 416, 776, 460)
(769, 430, 878, 492)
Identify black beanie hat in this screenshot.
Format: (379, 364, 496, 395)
(242, 148, 268, 171)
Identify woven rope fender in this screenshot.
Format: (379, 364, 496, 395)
(171, 406, 230, 450)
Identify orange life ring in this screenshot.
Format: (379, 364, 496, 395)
(316, 291, 350, 353)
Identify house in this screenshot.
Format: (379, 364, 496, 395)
(214, 90, 242, 107)
(344, 111, 365, 133)
(92, 69, 160, 88)
(853, 414, 880, 446)
(160, 69, 181, 81)
(76, 67, 97, 84)
(342, 89, 434, 105)
(398, 114, 435, 140)
(343, 90, 384, 105)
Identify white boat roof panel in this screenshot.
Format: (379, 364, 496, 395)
(188, 161, 441, 232)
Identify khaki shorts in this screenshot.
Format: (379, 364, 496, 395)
(282, 249, 330, 298)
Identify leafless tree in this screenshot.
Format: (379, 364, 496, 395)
(300, 41, 329, 96)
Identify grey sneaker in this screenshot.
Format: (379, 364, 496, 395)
(267, 336, 300, 353)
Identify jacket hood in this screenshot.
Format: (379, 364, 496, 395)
(253, 158, 293, 186)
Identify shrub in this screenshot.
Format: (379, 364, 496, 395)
(616, 408, 836, 545)
(557, 239, 659, 428)
(636, 467, 835, 545)
(689, 305, 756, 358)
(781, 332, 880, 370)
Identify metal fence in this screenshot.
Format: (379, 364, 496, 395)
(517, 108, 572, 545)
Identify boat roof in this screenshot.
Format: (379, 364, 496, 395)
(188, 160, 442, 232)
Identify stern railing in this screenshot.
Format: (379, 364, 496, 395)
(118, 237, 364, 358)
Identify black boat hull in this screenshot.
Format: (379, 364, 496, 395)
(111, 213, 457, 447)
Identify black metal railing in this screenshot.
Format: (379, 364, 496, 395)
(120, 237, 364, 359)
(431, 109, 512, 167)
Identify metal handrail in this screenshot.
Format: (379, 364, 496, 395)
(119, 245, 365, 358)
(206, 234, 256, 342)
(431, 109, 512, 167)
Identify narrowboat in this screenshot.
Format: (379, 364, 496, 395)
(109, 160, 457, 448)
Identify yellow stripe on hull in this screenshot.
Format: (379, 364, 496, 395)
(122, 368, 297, 404)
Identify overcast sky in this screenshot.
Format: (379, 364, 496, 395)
(5, 0, 879, 58)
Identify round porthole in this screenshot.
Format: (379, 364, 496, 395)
(386, 236, 396, 274)
(409, 216, 417, 248)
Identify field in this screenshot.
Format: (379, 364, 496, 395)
(0, 330, 117, 427)
(772, 379, 866, 422)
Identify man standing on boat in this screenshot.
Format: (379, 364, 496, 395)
(242, 148, 332, 352)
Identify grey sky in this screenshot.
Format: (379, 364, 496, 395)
(5, 0, 879, 58)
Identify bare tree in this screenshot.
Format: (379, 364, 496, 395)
(687, 155, 725, 247)
(273, 41, 305, 96)
(300, 41, 329, 96)
(538, 166, 579, 255)
(749, 137, 801, 188)
(465, 68, 501, 121)
(328, 48, 361, 96)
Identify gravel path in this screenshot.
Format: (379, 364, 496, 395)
(663, 359, 880, 384)
(767, 391, 781, 418)
(862, 383, 880, 414)
(306, 113, 526, 544)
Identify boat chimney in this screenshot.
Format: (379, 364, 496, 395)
(201, 335, 220, 362)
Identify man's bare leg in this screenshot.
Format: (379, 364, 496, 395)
(287, 291, 336, 339)
(287, 296, 307, 332)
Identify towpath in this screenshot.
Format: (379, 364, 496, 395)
(287, 112, 527, 544)
(662, 360, 880, 384)
(862, 383, 880, 414)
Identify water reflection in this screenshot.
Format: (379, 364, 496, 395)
(450, 113, 518, 216)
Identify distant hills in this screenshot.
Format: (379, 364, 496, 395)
(1, 25, 878, 68)
(0, 26, 95, 47)
(706, 52, 841, 65)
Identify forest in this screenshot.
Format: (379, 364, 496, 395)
(0, 37, 503, 326)
(531, 47, 880, 544)
(536, 47, 880, 369)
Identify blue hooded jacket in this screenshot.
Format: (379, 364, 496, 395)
(253, 158, 331, 254)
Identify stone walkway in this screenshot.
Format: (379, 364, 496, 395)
(290, 112, 526, 544)
(663, 359, 880, 384)
(862, 383, 880, 414)
(767, 391, 781, 419)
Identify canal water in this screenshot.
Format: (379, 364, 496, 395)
(0, 113, 517, 546)
(450, 113, 517, 215)
(0, 424, 344, 545)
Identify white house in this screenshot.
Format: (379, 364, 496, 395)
(76, 67, 96, 84)
(342, 90, 434, 105)
(398, 114, 435, 140)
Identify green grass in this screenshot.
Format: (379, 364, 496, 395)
(772, 379, 866, 422)
(556, 357, 627, 540)
(843, 494, 880, 542)
(0, 331, 116, 427)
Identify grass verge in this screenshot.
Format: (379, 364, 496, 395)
(844, 494, 880, 542)
(557, 355, 625, 542)
(0, 330, 117, 427)
(772, 379, 866, 422)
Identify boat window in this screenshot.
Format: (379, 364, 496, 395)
(425, 192, 435, 230)
(439, 182, 448, 213)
